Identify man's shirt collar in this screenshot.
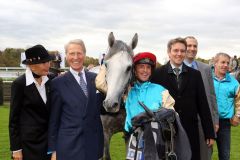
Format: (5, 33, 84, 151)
(69, 67, 87, 84)
(184, 60, 198, 70)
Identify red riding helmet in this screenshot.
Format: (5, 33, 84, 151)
(133, 52, 156, 68)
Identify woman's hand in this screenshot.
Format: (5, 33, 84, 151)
(51, 152, 56, 160)
(12, 151, 23, 160)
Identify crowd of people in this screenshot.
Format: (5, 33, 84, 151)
(8, 36, 240, 160)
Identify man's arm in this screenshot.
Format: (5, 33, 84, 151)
(161, 90, 175, 110)
(9, 80, 24, 152)
(235, 87, 240, 115)
(231, 86, 240, 126)
(196, 71, 215, 139)
(95, 65, 107, 94)
(206, 66, 219, 132)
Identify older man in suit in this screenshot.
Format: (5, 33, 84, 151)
(9, 45, 53, 160)
(48, 39, 104, 160)
(151, 37, 215, 160)
(183, 36, 218, 160)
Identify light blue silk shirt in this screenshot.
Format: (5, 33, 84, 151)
(124, 81, 166, 132)
(213, 71, 239, 119)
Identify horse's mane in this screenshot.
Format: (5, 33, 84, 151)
(105, 40, 133, 60)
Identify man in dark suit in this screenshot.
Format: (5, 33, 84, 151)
(151, 37, 215, 160)
(9, 45, 53, 160)
(48, 39, 104, 160)
(184, 36, 218, 160)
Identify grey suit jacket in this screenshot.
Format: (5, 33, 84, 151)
(196, 61, 219, 125)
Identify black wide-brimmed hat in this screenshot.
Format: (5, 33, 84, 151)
(22, 44, 53, 65)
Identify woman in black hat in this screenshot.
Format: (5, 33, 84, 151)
(9, 45, 53, 160)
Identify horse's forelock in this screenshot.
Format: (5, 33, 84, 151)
(105, 40, 133, 60)
(105, 51, 133, 97)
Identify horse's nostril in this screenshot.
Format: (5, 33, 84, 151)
(103, 100, 107, 107)
(113, 102, 118, 108)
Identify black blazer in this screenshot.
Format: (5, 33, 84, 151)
(151, 62, 215, 160)
(9, 74, 51, 160)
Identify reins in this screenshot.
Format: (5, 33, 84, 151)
(131, 102, 178, 160)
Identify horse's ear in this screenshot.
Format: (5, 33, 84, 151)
(130, 33, 138, 50)
(108, 32, 115, 47)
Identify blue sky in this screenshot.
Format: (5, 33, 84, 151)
(0, 0, 240, 63)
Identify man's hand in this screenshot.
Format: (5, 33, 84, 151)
(51, 151, 56, 160)
(206, 138, 214, 147)
(230, 116, 240, 126)
(215, 124, 219, 133)
(12, 150, 23, 160)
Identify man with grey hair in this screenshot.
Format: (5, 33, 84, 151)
(48, 39, 104, 160)
(184, 36, 218, 160)
(212, 52, 239, 160)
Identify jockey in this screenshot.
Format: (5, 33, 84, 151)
(124, 52, 175, 132)
(125, 52, 193, 160)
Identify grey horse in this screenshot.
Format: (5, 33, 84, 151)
(91, 32, 138, 160)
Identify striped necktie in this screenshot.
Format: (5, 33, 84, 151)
(173, 68, 180, 89)
(79, 72, 88, 97)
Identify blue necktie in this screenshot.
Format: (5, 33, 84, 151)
(79, 72, 88, 97)
(191, 64, 195, 69)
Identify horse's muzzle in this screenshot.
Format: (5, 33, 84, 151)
(103, 99, 120, 113)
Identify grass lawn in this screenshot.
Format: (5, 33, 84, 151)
(0, 106, 11, 160)
(1, 106, 240, 160)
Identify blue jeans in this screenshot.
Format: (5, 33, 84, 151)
(216, 119, 231, 160)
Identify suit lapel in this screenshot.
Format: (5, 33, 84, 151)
(165, 63, 178, 91)
(26, 83, 47, 109)
(179, 64, 190, 94)
(84, 71, 96, 116)
(45, 80, 51, 111)
(64, 71, 87, 101)
(168, 73, 178, 91)
(196, 61, 204, 75)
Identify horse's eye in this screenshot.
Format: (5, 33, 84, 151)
(126, 66, 132, 72)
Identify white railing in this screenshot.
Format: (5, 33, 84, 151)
(0, 67, 69, 78)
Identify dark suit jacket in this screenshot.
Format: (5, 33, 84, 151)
(48, 70, 104, 160)
(9, 74, 51, 160)
(151, 62, 215, 160)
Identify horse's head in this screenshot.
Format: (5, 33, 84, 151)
(103, 32, 138, 113)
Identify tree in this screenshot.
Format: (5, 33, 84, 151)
(0, 48, 24, 67)
(196, 57, 209, 64)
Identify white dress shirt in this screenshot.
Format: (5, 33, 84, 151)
(25, 67, 49, 104)
(69, 67, 87, 85)
(170, 63, 183, 75)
